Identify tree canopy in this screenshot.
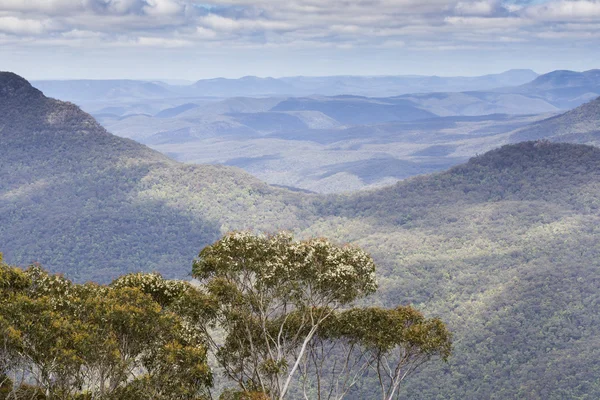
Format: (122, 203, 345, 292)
(192, 232, 451, 400)
(0, 256, 213, 400)
(0, 234, 452, 399)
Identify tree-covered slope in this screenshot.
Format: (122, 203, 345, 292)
(319, 141, 600, 399)
(2, 73, 600, 398)
(0, 72, 314, 282)
(511, 96, 600, 145)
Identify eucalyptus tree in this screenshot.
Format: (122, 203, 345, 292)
(194, 232, 375, 399)
(322, 307, 451, 400)
(0, 263, 213, 400)
(0, 253, 31, 395)
(192, 232, 452, 400)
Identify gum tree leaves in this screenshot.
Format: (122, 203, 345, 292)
(193, 232, 450, 400)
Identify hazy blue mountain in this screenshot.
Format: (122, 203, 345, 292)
(84, 89, 555, 194)
(520, 69, 600, 91)
(500, 69, 600, 109)
(32, 69, 539, 104)
(174, 97, 284, 118)
(34, 69, 600, 120)
(154, 103, 199, 118)
(278, 69, 539, 96)
(188, 76, 296, 96)
(391, 69, 600, 117)
(189, 69, 539, 97)
(31, 70, 600, 194)
(32, 79, 179, 102)
(227, 112, 310, 132)
(271, 96, 437, 124)
(139, 112, 548, 193)
(394, 91, 559, 116)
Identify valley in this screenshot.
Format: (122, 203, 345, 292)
(32, 69, 600, 193)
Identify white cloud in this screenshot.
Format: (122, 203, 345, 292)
(194, 26, 218, 38)
(377, 39, 406, 48)
(536, 29, 600, 38)
(455, 0, 497, 16)
(445, 16, 528, 28)
(0, 0, 598, 50)
(143, 0, 185, 16)
(0, 16, 60, 35)
(524, 0, 600, 20)
(61, 29, 103, 39)
(0, 0, 82, 14)
(136, 36, 192, 46)
(0, 0, 185, 16)
(199, 13, 297, 32)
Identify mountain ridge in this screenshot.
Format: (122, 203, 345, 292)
(520, 68, 600, 90)
(0, 71, 311, 281)
(511, 96, 600, 144)
(33, 69, 540, 100)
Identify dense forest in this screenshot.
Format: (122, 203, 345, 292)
(1, 72, 600, 398)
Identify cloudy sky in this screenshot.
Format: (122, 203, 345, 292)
(0, 0, 599, 80)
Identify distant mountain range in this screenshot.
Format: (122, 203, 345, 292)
(2, 72, 600, 399)
(502, 69, 600, 109)
(33, 69, 539, 100)
(31, 69, 600, 119)
(518, 69, 600, 92)
(25, 69, 600, 194)
(31, 68, 600, 122)
(31, 79, 178, 102)
(186, 69, 540, 97)
(95, 96, 550, 193)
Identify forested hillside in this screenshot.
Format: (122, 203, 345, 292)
(0, 72, 314, 282)
(511, 96, 600, 144)
(1, 73, 600, 398)
(322, 141, 600, 398)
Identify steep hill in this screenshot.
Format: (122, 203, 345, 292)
(330, 141, 600, 399)
(2, 73, 600, 399)
(511, 96, 600, 144)
(521, 69, 600, 91)
(0, 72, 313, 282)
(509, 69, 600, 109)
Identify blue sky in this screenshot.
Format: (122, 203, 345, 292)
(0, 0, 599, 80)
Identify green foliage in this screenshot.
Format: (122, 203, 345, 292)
(328, 307, 451, 359)
(193, 231, 377, 305)
(193, 232, 380, 399)
(313, 141, 600, 399)
(0, 260, 213, 399)
(1, 239, 450, 400)
(512, 96, 600, 144)
(193, 232, 448, 400)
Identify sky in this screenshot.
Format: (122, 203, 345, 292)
(0, 0, 599, 80)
